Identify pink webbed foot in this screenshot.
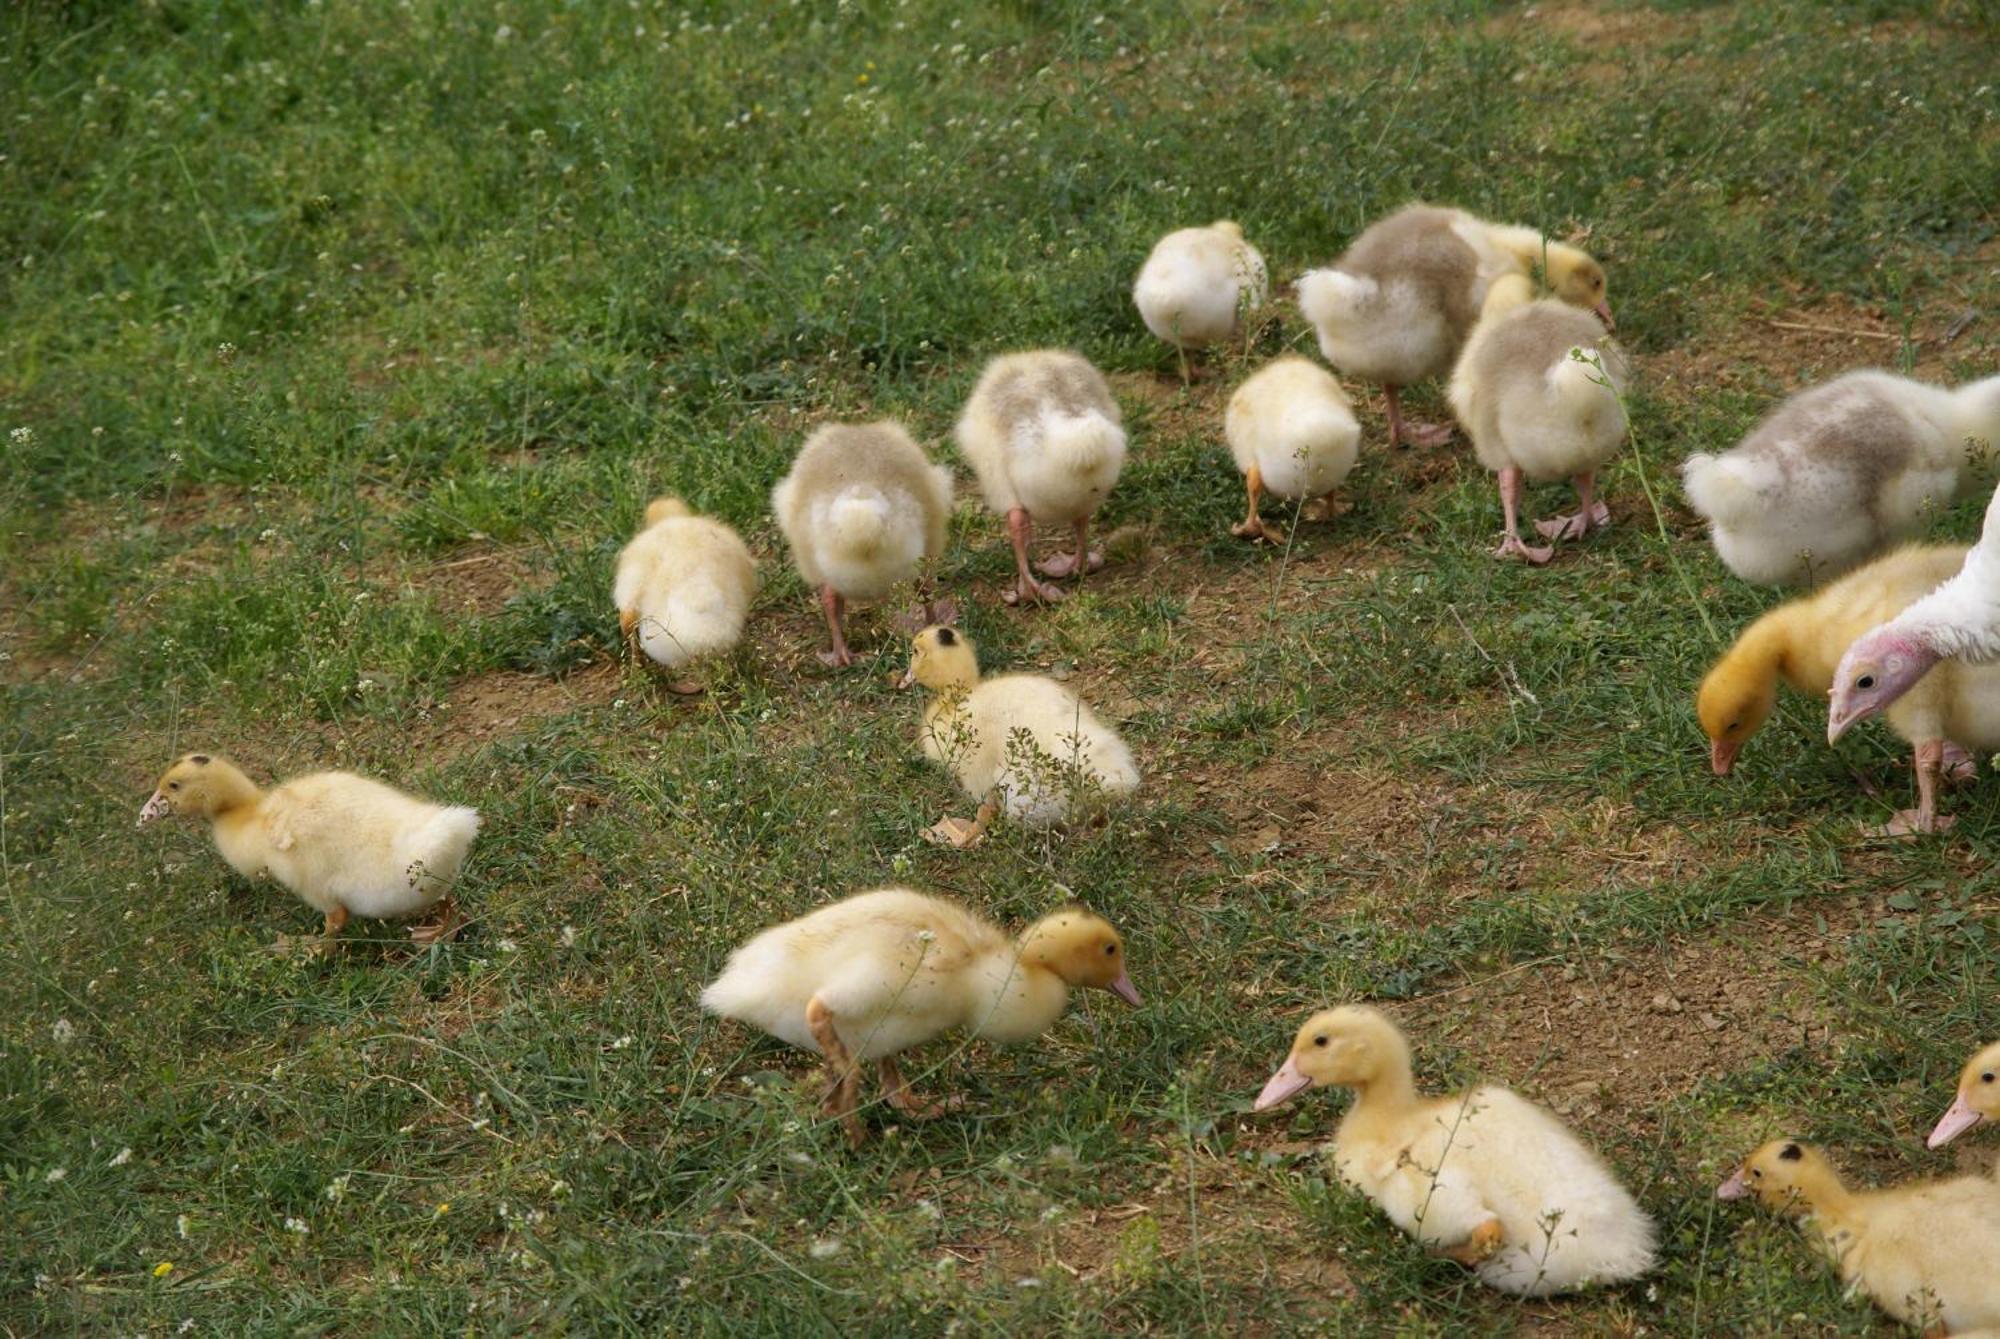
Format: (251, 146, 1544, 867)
(1534, 500, 1612, 543)
(1871, 810, 1957, 838)
(1942, 741, 1979, 785)
(1230, 517, 1271, 542)
(1035, 549, 1105, 579)
(922, 815, 987, 849)
(1491, 534, 1554, 565)
(1397, 419, 1455, 448)
(817, 646, 856, 668)
(1002, 578, 1066, 606)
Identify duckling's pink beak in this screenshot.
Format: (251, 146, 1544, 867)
(896, 667, 916, 690)
(1928, 1092, 1984, 1149)
(1109, 971, 1141, 1006)
(1254, 1056, 1313, 1111)
(1715, 1169, 1751, 1200)
(137, 791, 172, 827)
(1594, 300, 1616, 331)
(1710, 738, 1740, 776)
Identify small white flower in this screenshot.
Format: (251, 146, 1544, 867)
(284, 1217, 310, 1235)
(179, 1319, 196, 1334)
(44, 1167, 66, 1184)
(496, 938, 518, 953)
(324, 1174, 351, 1202)
(177, 1214, 192, 1239)
(494, 23, 514, 40)
(108, 1147, 133, 1167)
(808, 1237, 842, 1259)
(560, 925, 577, 947)
(9, 425, 32, 445)
(51, 1018, 75, 1045)
(611, 1035, 634, 1050)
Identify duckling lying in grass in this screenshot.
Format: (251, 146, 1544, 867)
(613, 495, 757, 694)
(1222, 355, 1361, 542)
(1931, 1042, 2000, 1150)
(139, 754, 478, 950)
(1132, 219, 1268, 383)
(1254, 1005, 1656, 1295)
(1697, 543, 1971, 777)
(1719, 1139, 2000, 1335)
(957, 350, 1127, 605)
(771, 420, 955, 667)
(900, 623, 1140, 848)
(700, 888, 1140, 1146)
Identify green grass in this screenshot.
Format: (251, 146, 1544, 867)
(4, 0, 2000, 1332)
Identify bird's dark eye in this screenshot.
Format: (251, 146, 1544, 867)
(1750, 1169, 1762, 1179)
(168, 782, 180, 791)
(1103, 943, 1116, 956)
(1313, 1035, 1329, 1047)
(1858, 674, 1876, 690)
(1727, 720, 1742, 733)
(1983, 1072, 1995, 1084)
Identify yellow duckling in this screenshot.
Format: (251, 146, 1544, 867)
(700, 888, 1140, 1145)
(613, 495, 757, 694)
(1254, 1005, 1656, 1295)
(138, 753, 479, 949)
(899, 624, 1140, 848)
(1931, 1041, 2000, 1149)
(1719, 1139, 2000, 1334)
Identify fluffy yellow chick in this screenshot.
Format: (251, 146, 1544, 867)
(138, 754, 479, 949)
(1931, 1042, 2000, 1149)
(613, 495, 757, 694)
(1719, 1139, 2000, 1335)
(1222, 355, 1361, 542)
(1253, 1005, 1656, 1295)
(1697, 543, 1969, 776)
(900, 624, 1140, 848)
(700, 888, 1140, 1145)
(1132, 219, 1268, 382)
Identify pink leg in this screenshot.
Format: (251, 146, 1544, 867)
(1491, 467, 1553, 564)
(1535, 471, 1613, 542)
(1037, 517, 1105, 580)
(1384, 384, 1453, 449)
(1002, 508, 1063, 605)
(816, 585, 854, 667)
(1878, 739, 1956, 836)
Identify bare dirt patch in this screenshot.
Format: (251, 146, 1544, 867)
(418, 549, 545, 619)
(412, 661, 624, 762)
(1406, 926, 1833, 1132)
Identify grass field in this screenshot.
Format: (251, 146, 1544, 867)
(5, 0, 2000, 1332)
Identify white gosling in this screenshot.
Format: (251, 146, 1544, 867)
(1448, 273, 1629, 563)
(771, 420, 955, 667)
(957, 350, 1127, 605)
(1682, 370, 2000, 587)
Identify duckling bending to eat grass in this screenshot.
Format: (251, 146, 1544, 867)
(138, 754, 479, 951)
(1222, 355, 1361, 542)
(1132, 219, 1268, 383)
(700, 888, 1140, 1146)
(1930, 1042, 2000, 1150)
(613, 495, 758, 694)
(900, 624, 1140, 848)
(957, 350, 1127, 605)
(1253, 1005, 1656, 1296)
(1697, 543, 1973, 778)
(771, 420, 956, 667)
(1718, 1139, 2000, 1335)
